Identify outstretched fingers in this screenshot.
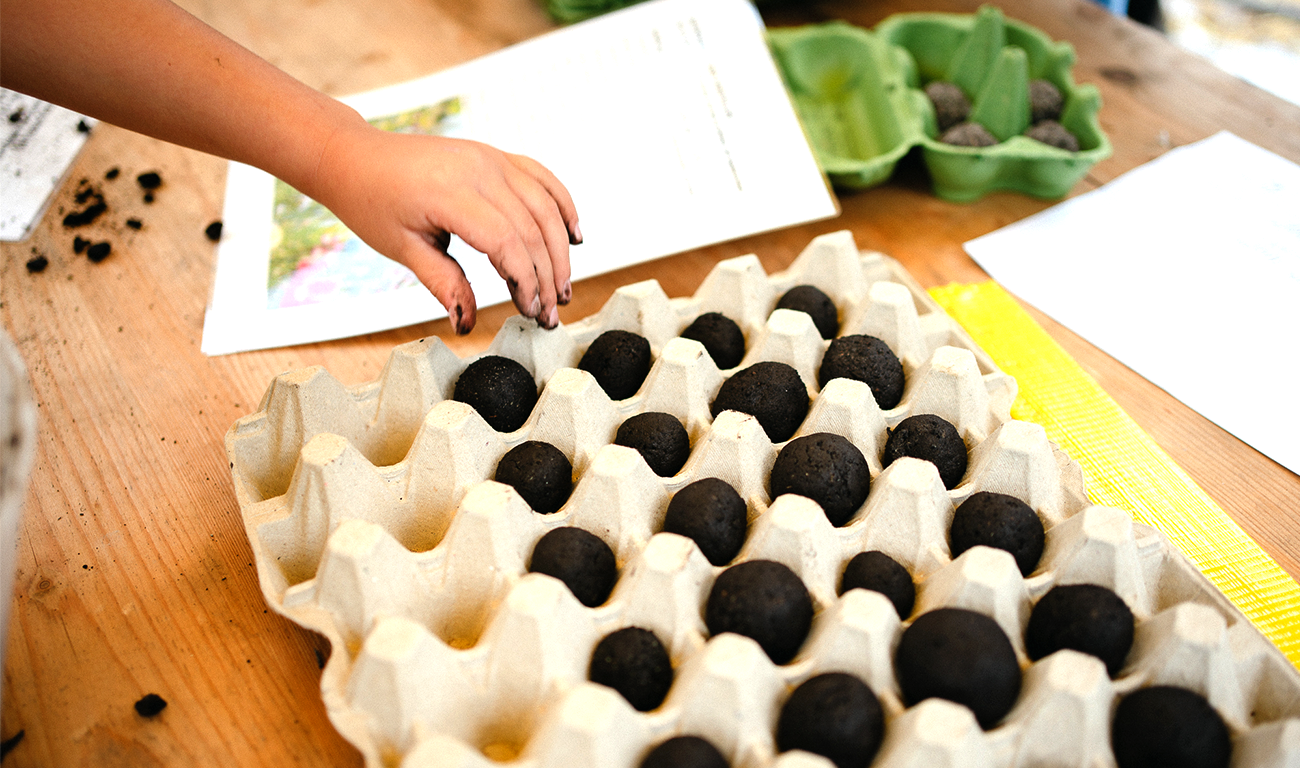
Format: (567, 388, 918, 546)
(508, 153, 579, 304)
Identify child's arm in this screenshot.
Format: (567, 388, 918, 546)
(0, 0, 580, 332)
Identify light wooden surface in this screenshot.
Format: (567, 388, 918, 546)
(3, 0, 1298, 764)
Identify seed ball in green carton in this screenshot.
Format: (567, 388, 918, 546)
(1029, 79, 1065, 123)
(924, 80, 971, 133)
(1026, 120, 1080, 152)
(775, 284, 839, 339)
(589, 626, 673, 712)
(940, 122, 998, 148)
(681, 311, 745, 370)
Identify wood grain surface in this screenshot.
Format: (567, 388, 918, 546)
(3, 0, 1298, 765)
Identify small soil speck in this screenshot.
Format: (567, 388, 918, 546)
(134, 693, 167, 717)
(87, 242, 112, 263)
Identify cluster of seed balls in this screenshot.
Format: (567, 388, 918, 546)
(925, 78, 1080, 152)
(447, 286, 1232, 768)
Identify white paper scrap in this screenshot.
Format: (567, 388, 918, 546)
(1, 89, 96, 241)
(965, 131, 1300, 476)
(201, 0, 838, 355)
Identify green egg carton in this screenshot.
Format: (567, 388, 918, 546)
(768, 21, 928, 190)
(769, 6, 1112, 202)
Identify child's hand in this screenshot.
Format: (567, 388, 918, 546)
(312, 123, 581, 334)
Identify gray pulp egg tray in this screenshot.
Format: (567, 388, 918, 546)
(226, 231, 1300, 768)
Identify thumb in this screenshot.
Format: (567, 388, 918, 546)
(397, 232, 478, 335)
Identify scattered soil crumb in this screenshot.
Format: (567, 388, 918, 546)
(87, 242, 112, 263)
(204, 221, 223, 242)
(105, 167, 120, 180)
(144, 192, 155, 204)
(0, 729, 24, 759)
(7, 109, 24, 124)
(62, 180, 107, 228)
(134, 693, 167, 718)
(76, 120, 91, 133)
(73, 236, 91, 254)
(26, 255, 49, 273)
(136, 171, 162, 190)
(126, 218, 143, 230)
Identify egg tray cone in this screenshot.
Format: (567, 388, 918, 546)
(226, 231, 1300, 768)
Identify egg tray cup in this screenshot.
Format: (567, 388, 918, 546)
(768, 5, 1112, 202)
(227, 231, 1300, 768)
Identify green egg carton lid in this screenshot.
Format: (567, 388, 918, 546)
(769, 5, 1112, 202)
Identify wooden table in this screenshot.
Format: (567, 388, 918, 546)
(3, 0, 1298, 764)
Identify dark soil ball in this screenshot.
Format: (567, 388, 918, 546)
(529, 527, 617, 607)
(710, 361, 809, 443)
(925, 80, 971, 132)
(1026, 120, 1080, 151)
(706, 560, 813, 665)
(1026, 584, 1134, 677)
(640, 736, 729, 768)
(949, 491, 1045, 576)
(589, 627, 673, 712)
(777, 672, 885, 768)
(839, 551, 915, 619)
(681, 312, 746, 370)
(579, 329, 652, 401)
(775, 285, 839, 340)
(1029, 79, 1064, 123)
(453, 355, 537, 433)
(1112, 686, 1232, 768)
(769, 433, 870, 527)
(817, 335, 905, 410)
(894, 608, 1021, 729)
(615, 412, 691, 477)
(663, 477, 748, 566)
(495, 441, 573, 515)
(881, 414, 968, 489)
(940, 122, 998, 147)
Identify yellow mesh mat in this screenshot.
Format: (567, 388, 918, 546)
(929, 280, 1300, 667)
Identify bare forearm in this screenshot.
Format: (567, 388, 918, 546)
(1, 0, 580, 332)
(0, 0, 359, 197)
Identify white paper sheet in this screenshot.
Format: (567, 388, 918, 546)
(200, 0, 838, 355)
(965, 131, 1300, 476)
(1, 89, 96, 241)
